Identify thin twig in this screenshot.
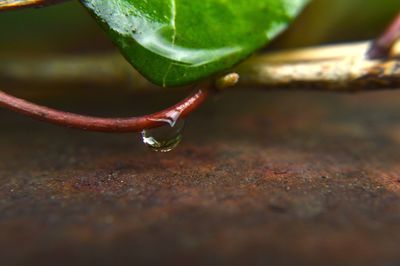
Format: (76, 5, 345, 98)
(0, 0, 67, 11)
(0, 87, 209, 132)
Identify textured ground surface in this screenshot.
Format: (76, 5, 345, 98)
(1, 89, 400, 266)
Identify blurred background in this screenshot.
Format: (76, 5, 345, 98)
(273, 0, 400, 48)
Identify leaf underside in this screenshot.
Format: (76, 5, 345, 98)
(81, 0, 309, 87)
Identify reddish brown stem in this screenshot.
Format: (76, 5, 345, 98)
(0, 88, 209, 133)
(0, 0, 68, 11)
(368, 12, 400, 59)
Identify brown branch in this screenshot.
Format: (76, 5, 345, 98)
(236, 42, 400, 92)
(0, 0, 68, 11)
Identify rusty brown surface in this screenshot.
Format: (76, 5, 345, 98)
(1, 89, 400, 266)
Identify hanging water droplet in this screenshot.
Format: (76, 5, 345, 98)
(141, 119, 185, 152)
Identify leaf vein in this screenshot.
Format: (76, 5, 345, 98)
(171, 0, 177, 44)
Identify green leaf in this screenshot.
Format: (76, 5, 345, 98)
(80, 0, 309, 87)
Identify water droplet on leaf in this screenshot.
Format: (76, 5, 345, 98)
(141, 119, 185, 152)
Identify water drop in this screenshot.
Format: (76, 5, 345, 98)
(141, 119, 185, 152)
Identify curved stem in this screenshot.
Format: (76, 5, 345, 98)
(368, 12, 400, 59)
(0, 0, 68, 11)
(0, 87, 209, 133)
